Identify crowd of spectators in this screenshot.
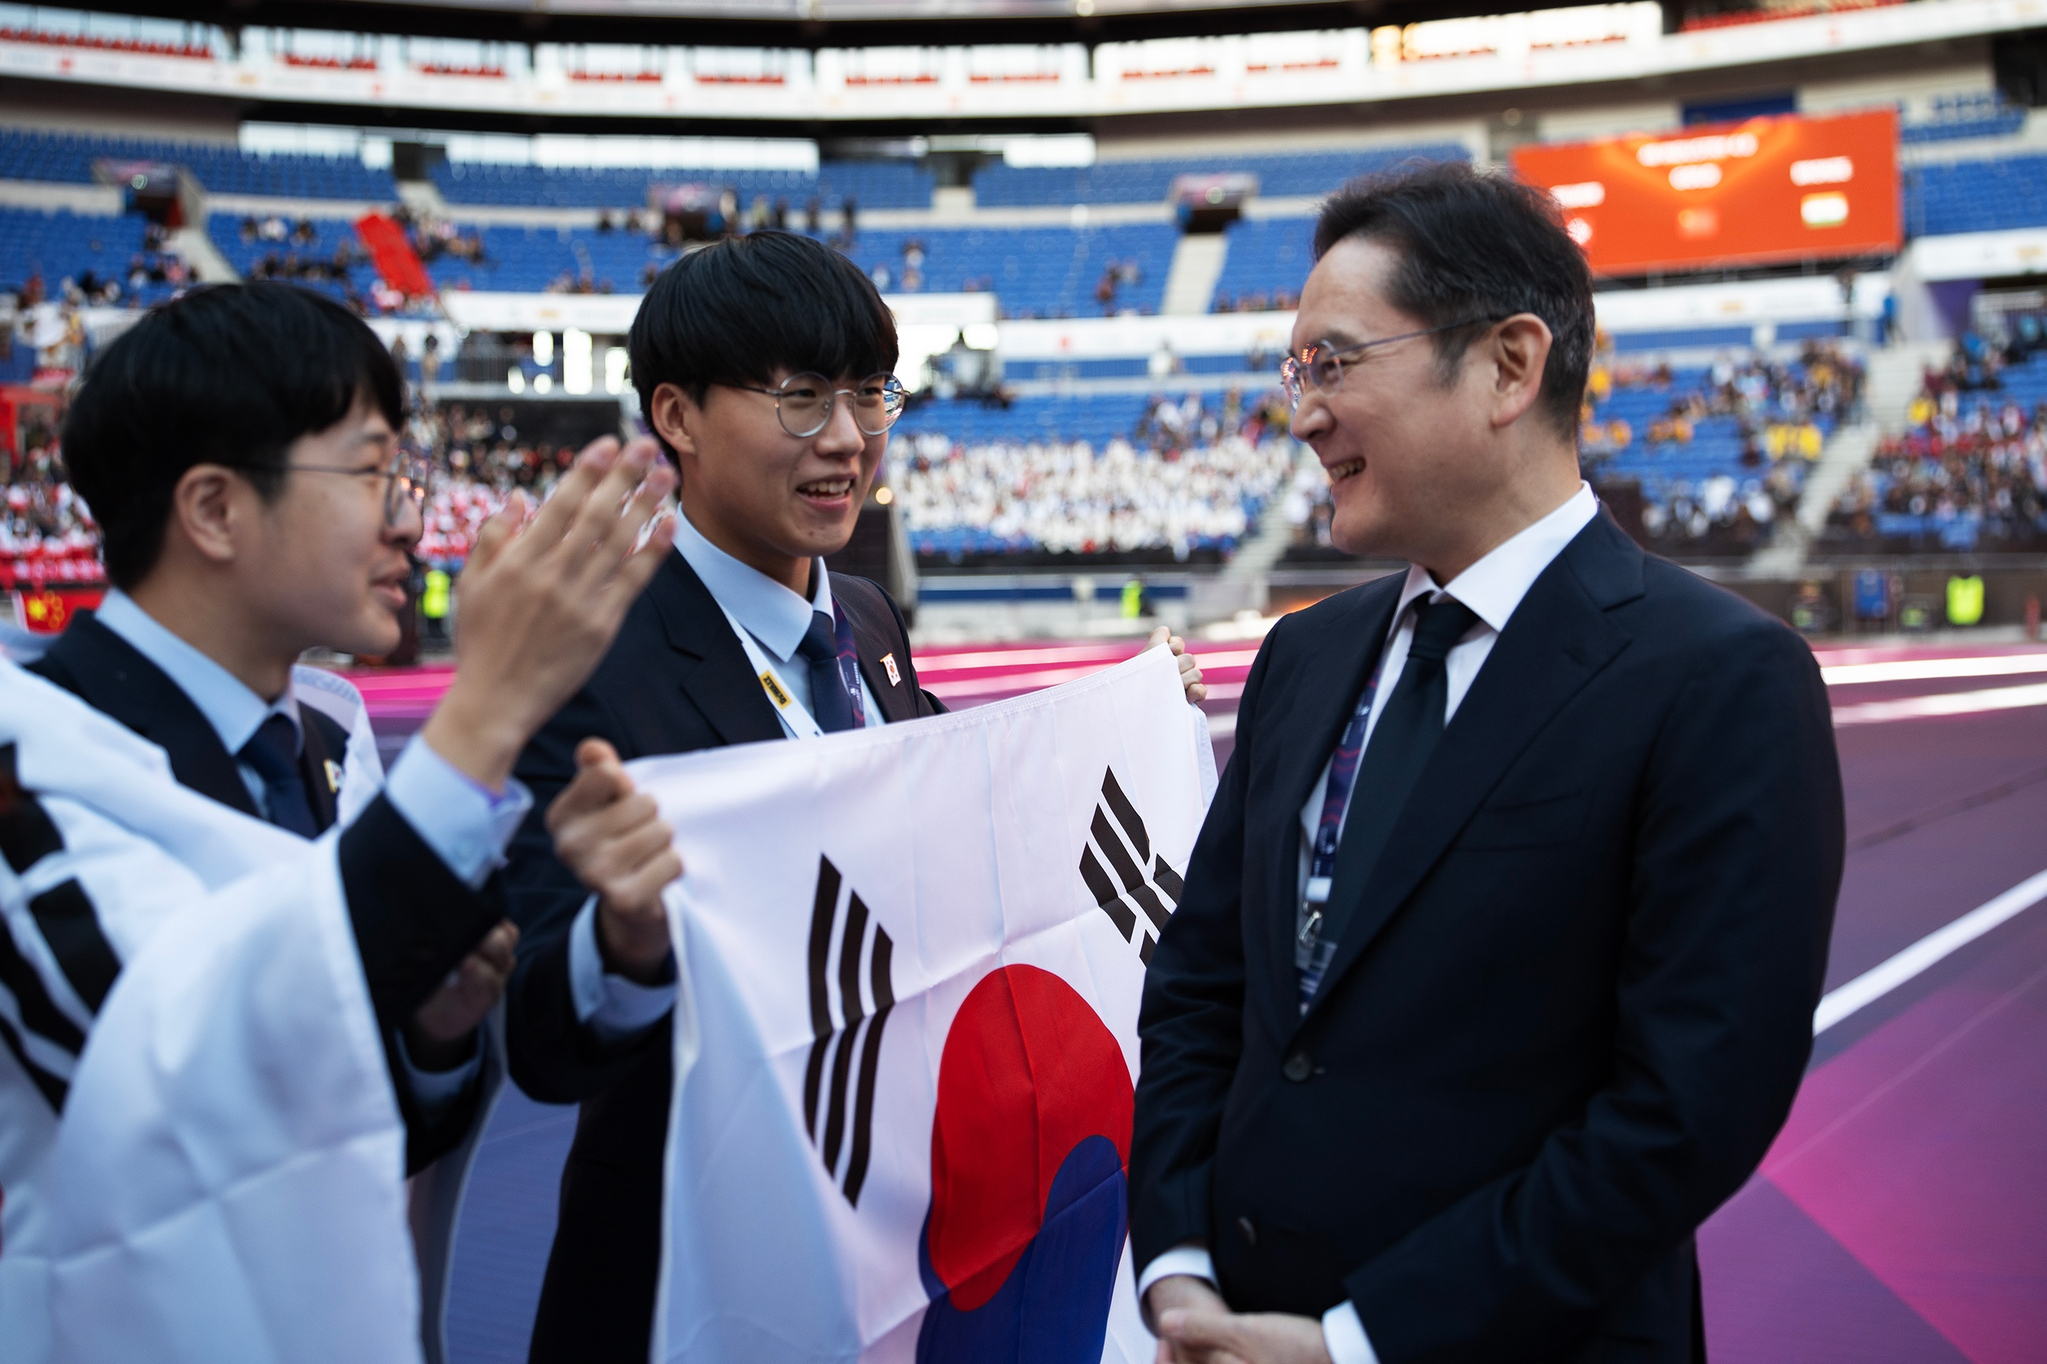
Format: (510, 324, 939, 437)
(890, 389, 1297, 560)
(1827, 338, 2047, 551)
(1212, 288, 1301, 314)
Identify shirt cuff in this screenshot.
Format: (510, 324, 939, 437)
(383, 734, 533, 890)
(1136, 1246, 1219, 1332)
(392, 1027, 484, 1118)
(1322, 1302, 1380, 1364)
(568, 893, 678, 1043)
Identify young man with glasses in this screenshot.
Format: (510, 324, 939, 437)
(16, 282, 680, 1188)
(503, 230, 1205, 1361)
(1133, 163, 1841, 1364)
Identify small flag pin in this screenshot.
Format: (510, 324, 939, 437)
(880, 652, 902, 687)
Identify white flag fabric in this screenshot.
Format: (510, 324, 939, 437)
(0, 658, 488, 1364)
(638, 645, 1211, 1364)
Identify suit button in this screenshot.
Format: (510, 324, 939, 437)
(1283, 1052, 1312, 1082)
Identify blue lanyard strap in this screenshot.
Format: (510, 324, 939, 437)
(831, 604, 868, 731)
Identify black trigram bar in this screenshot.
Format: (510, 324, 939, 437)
(802, 854, 896, 1208)
(1078, 768, 1183, 965)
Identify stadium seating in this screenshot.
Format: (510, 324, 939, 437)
(0, 206, 179, 303)
(969, 144, 1467, 208)
(1209, 216, 1314, 311)
(832, 224, 1178, 317)
(1903, 154, 2047, 236)
(1900, 91, 2028, 144)
(0, 127, 396, 199)
(429, 160, 933, 210)
(206, 213, 377, 306)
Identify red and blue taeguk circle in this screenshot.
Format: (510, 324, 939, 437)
(916, 964, 1134, 1364)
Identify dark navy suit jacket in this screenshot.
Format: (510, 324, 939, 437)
(30, 610, 503, 1172)
(1131, 512, 1844, 1363)
(500, 550, 941, 1364)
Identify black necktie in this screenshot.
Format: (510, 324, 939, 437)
(238, 713, 319, 837)
(1312, 595, 1482, 957)
(796, 610, 857, 734)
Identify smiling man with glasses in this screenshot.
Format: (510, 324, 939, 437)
(501, 229, 1204, 1362)
(1132, 162, 1842, 1364)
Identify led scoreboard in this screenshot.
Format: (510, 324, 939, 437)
(1512, 108, 1901, 276)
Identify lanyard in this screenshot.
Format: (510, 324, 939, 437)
(1300, 650, 1390, 933)
(719, 603, 866, 741)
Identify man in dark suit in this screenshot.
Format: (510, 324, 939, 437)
(503, 232, 1207, 1362)
(21, 283, 680, 1175)
(1132, 164, 1844, 1364)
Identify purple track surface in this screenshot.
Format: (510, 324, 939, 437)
(437, 669, 2047, 1364)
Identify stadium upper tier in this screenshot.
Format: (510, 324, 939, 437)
(0, 206, 180, 304)
(971, 145, 1466, 207)
(1905, 154, 2047, 236)
(0, 128, 396, 199)
(432, 160, 933, 211)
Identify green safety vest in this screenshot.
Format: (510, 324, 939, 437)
(422, 569, 452, 620)
(1946, 574, 1985, 627)
(1121, 579, 1143, 619)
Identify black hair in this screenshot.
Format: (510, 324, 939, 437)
(1313, 161, 1594, 440)
(628, 231, 899, 460)
(63, 281, 403, 589)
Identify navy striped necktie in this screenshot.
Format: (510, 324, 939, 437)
(237, 713, 319, 837)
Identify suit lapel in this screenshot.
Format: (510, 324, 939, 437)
(36, 612, 260, 816)
(298, 712, 342, 833)
(648, 552, 789, 747)
(833, 577, 921, 726)
(1256, 578, 1404, 1036)
(1299, 515, 1642, 1029)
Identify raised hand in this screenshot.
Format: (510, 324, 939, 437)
(545, 737, 682, 984)
(1149, 625, 1208, 705)
(422, 436, 676, 790)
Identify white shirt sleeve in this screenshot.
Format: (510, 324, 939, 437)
(567, 892, 679, 1042)
(1135, 1246, 1219, 1331)
(1321, 1302, 1381, 1364)
(380, 735, 531, 890)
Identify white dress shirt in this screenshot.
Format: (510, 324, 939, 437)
(94, 589, 532, 1105)
(1135, 483, 1599, 1364)
(563, 511, 889, 1040)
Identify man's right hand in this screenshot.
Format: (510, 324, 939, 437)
(1147, 1275, 1232, 1364)
(546, 738, 682, 984)
(422, 436, 676, 793)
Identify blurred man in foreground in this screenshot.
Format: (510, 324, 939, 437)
(0, 282, 679, 1362)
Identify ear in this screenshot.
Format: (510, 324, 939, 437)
(648, 382, 701, 463)
(1488, 314, 1554, 430)
(167, 464, 248, 567)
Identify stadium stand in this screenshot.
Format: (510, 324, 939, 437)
(969, 144, 1468, 207)
(0, 127, 397, 199)
(832, 224, 1178, 317)
(1900, 91, 2029, 143)
(207, 212, 378, 306)
(1903, 154, 2047, 236)
(1826, 339, 2047, 551)
(430, 160, 933, 210)
(0, 206, 184, 305)
(1210, 216, 1314, 312)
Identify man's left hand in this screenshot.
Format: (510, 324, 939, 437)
(1156, 1307, 1331, 1364)
(1148, 625, 1208, 705)
(405, 918, 519, 1070)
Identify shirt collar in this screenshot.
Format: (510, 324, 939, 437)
(670, 508, 832, 663)
(93, 588, 299, 757)
(1396, 482, 1600, 636)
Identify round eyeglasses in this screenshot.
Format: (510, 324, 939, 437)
(285, 450, 433, 527)
(1279, 316, 1500, 411)
(728, 372, 908, 439)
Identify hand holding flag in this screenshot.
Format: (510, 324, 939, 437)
(547, 737, 683, 983)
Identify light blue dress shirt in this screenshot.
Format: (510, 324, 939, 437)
(94, 589, 530, 1098)
(563, 514, 890, 1040)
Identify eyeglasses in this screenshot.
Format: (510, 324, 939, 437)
(1279, 317, 1500, 411)
(285, 450, 432, 527)
(728, 372, 907, 439)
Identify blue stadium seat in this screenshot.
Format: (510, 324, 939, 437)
(0, 128, 396, 199)
(0, 206, 177, 304)
(971, 144, 1467, 208)
(429, 161, 932, 211)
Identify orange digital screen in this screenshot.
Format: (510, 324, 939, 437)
(1510, 109, 1900, 276)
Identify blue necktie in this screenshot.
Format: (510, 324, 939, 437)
(238, 713, 319, 837)
(796, 610, 858, 734)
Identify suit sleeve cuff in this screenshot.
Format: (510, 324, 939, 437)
(383, 734, 533, 890)
(1136, 1246, 1218, 1332)
(1322, 1301, 1379, 1364)
(569, 892, 677, 1042)
(391, 1027, 484, 1117)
